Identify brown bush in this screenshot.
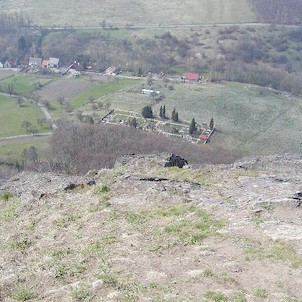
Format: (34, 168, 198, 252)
(48, 121, 240, 174)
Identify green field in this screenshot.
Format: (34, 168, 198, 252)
(72, 78, 141, 108)
(98, 79, 302, 155)
(0, 75, 53, 95)
(0, 140, 49, 162)
(1, 0, 255, 26)
(0, 96, 49, 137)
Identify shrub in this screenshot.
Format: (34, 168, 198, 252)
(48, 121, 240, 174)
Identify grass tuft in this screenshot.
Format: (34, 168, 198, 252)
(70, 284, 93, 301)
(0, 191, 13, 201)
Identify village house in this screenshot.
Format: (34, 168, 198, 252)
(105, 66, 117, 75)
(4, 58, 17, 68)
(29, 57, 42, 68)
(42, 59, 49, 68)
(49, 57, 60, 68)
(20, 58, 29, 68)
(182, 72, 201, 82)
(0, 60, 3, 68)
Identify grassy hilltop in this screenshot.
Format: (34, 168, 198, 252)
(1, 0, 255, 26)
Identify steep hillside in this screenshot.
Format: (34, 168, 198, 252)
(0, 0, 255, 26)
(0, 154, 301, 301)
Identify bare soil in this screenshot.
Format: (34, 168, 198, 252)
(37, 78, 90, 101)
(0, 69, 17, 80)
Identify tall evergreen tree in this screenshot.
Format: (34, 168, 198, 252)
(159, 106, 163, 118)
(163, 105, 166, 119)
(171, 108, 179, 122)
(189, 118, 197, 134)
(175, 111, 179, 122)
(210, 117, 214, 130)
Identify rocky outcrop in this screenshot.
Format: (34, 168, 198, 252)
(0, 172, 96, 202)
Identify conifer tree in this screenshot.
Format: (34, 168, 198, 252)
(189, 118, 197, 134)
(210, 117, 214, 130)
(171, 108, 179, 122)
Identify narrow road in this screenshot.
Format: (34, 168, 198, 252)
(37, 103, 57, 129)
(37, 22, 302, 31)
(0, 92, 57, 129)
(0, 133, 52, 146)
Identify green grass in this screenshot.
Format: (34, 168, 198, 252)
(245, 240, 302, 268)
(204, 291, 228, 302)
(0, 95, 49, 137)
(10, 236, 32, 250)
(71, 78, 141, 108)
(0, 140, 49, 161)
(12, 287, 36, 301)
(0, 198, 18, 222)
(0, 191, 13, 201)
(120, 203, 225, 246)
(70, 284, 92, 301)
(0, 75, 52, 95)
(109, 79, 302, 155)
(253, 288, 268, 298)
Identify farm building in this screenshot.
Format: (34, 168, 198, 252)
(105, 66, 117, 75)
(142, 89, 160, 97)
(4, 58, 17, 68)
(20, 58, 29, 68)
(183, 73, 200, 82)
(42, 60, 49, 68)
(29, 57, 42, 67)
(49, 57, 60, 68)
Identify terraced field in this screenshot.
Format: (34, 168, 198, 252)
(1, 0, 255, 26)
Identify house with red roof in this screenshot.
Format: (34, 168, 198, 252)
(42, 60, 49, 68)
(184, 73, 200, 82)
(200, 134, 208, 140)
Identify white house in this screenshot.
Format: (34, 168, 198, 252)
(142, 89, 160, 97)
(29, 57, 42, 67)
(49, 57, 60, 68)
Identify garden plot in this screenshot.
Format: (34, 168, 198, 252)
(0, 69, 16, 80)
(37, 78, 90, 102)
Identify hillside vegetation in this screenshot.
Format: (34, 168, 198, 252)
(48, 121, 239, 174)
(0, 0, 255, 26)
(248, 0, 302, 24)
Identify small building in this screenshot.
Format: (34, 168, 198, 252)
(184, 73, 200, 82)
(105, 66, 117, 75)
(42, 59, 49, 68)
(29, 57, 42, 67)
(200, 134, 208, 140)
(0, 61, 3, 68)
(49, 57, 60, 68)
(4, 58, 17, 68)
(142, 89, 160, 97)
(20, 58, 29, 68)
(69, 69, 81, 77)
